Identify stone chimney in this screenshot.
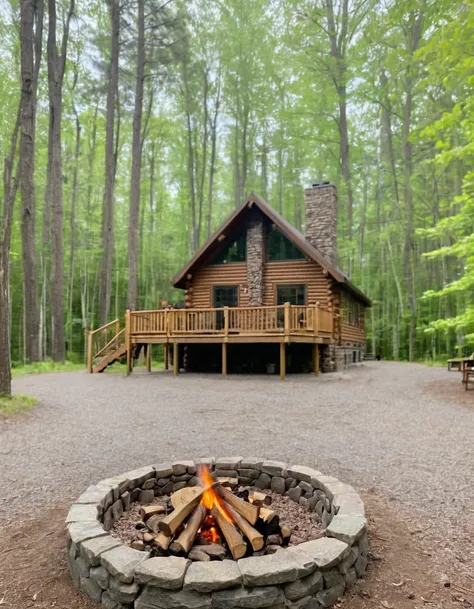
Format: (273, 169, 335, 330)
(304, 182, 338, 267)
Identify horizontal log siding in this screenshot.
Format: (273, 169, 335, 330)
(263, 260, 329, 307)
(191, 263, 248, 308)
(341, 322, 366, 343)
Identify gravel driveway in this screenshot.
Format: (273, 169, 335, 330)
(2, 362, 474, 544)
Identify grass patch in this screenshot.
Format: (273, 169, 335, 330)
(11, 360, 85, 378)
(0, 394, 37, 416)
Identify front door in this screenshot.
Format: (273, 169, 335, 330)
(213, 286, 238, 329)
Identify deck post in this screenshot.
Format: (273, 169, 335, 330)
(222, 342, 227, 377)
(313, 344, 319, 376)
(224, 307, 229, 337)
(87, 331, 93, 373)
(173, 343, 179, 376)
(115, 319, 120, 349)
(314, 304, 319, 337)
(164, 343, 169, 370)
(284, 302, 290, 341)
(125, 309, 132, 375)
(146, 344, 151, 372)
(280, 342, 286, 380)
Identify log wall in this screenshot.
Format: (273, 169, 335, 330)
(262, 260, 329, 307)
(190, 263, 248, 308)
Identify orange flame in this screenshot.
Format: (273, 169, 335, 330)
(199, 464, 233, 524)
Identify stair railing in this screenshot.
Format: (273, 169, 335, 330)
(87, 319, 122, 373)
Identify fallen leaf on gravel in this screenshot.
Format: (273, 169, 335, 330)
(32, 592, 38, 601)
(421, 597, 434, 603)
(0, 597, 5, 605)
(392, 580, 404, 587)
(380, 601, 394, 608)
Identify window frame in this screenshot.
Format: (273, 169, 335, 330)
(275, 284, 307, 306)
(266, 228, 306, 262)
(212, 285, 239, 308)
(209, 232, 246, 265)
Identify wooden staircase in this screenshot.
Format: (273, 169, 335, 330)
(92, 344, 127, 373)
(88, 320, 129, 373)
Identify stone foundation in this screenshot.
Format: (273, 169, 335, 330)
(67, 458, 367, 609)
(321, 345, 365, 372)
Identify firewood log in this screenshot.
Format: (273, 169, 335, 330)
(158, 489, 204, 535)
(140, 505, 166, 520)
(218, 486, 259, 525)
(211, 506, 247, 560)
(170, 504, 208, 554)
(154, 532, 171, 551)
(249, 490, 272, 507)
(224, 502, 264, 551)
(171, 486, 202, 509)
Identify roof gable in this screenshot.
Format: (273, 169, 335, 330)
(171, 193, 371, 306)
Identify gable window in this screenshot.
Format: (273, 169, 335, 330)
(267, 229, 305, 261)
(210, 232, 246, 264)
(276, 284, 307, 306)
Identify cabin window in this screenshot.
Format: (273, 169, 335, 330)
(342, 293, 362, 327)
(213, 286, 239, 308)
(276, 284, 307, 306)
(210, 232, 246, 264)
(267, 229, 305, 261)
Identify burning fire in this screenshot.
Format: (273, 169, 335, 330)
(199, 464, 233, 524)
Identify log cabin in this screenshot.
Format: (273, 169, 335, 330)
(88, 182, 371, 377)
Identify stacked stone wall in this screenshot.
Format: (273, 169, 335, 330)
(246, 213, 265, 306)
(67, 458, 367, 609)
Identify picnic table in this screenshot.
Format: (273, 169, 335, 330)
(460, 357, 474, 390)
(447, 358, 462, 371)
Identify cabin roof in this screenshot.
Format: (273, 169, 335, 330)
(171, 192, 371, 306)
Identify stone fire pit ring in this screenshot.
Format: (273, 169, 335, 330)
(66, 458, 368, 608)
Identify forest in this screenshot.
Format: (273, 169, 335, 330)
(1, 0, 474, 395)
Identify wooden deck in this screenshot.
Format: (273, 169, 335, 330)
(87, 304, 334, 378)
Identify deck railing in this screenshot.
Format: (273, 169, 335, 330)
(128, 304, 333, 339)
(87, 319, 122, 373)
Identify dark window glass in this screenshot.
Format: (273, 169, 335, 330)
(276, 284, 307, 306)
(211, 233, 246, 264)
(213, 286, 238, 308)
(267, 229, 305, 261)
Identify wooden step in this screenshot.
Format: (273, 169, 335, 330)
(93, 345, 127, 373)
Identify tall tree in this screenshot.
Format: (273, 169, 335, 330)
(46, 0, 74, 362)
(20, 0, 44, 363)
(0, 108, 21, 395)
(99, 0, 120, 325)
(127, 0, 145, 310)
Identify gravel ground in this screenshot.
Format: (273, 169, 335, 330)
(2, 362, 474, 551)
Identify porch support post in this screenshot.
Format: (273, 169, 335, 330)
(126, 309, 132, 375)
(313, 343, 319, 376)
(164, 343, 169, 370)
(146, 344, 151, 372)
(173, 343, 179, 376)
(87, 331, 93, 373)
(280, 342, 286, 381)
(222, 342, 227, 377)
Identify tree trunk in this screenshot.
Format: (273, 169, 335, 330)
(99, 0, 120, 325)
(206, 78, 220, 239)
(402, 13, 424, 361)
(46, 0, 73, 362)
(127, 0, 145, 311)
(20, 0, 43, 363)
(0, 107, 21, 395)
(68, 107, 80, 354)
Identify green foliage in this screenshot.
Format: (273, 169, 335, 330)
(2, 0, 474, 368)
(0, 394, 37, 416)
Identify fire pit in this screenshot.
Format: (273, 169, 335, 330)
(66, 458, 368, 608)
